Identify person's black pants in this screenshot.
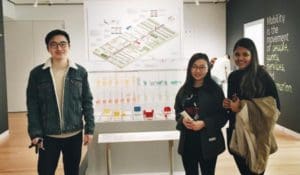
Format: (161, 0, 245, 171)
(233, 154, 265, 175)
(181, 154, 217, 175)
(37, 132, 82, 175)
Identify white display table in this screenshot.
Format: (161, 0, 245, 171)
(98, 130, 179, 143)
(98, 131, 180, 175)
(85, 119, 183, 175)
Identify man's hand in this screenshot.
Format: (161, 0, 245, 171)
(83, 134, 93, 145)
(29, 137, 44, 153)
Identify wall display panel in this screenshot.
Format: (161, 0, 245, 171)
(85, 0, 183, 71)
(264, 11, 299, 132)
(227, 0, 300, 132)
(89, 70, 185, 121)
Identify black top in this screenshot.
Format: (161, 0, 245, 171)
(227, 67, 280, 129)
(181, 87, 201, 121)
(174, 80, 227, 159)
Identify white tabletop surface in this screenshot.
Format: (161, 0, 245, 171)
(98, 130, 180, 143)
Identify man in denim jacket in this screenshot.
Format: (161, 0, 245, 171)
(26, 29, 95, 175)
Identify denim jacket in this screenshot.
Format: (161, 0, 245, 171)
(26, 58, 95, 139)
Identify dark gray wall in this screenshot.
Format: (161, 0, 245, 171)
(0, 2, 8, 134)
(227, 0, 300, 132)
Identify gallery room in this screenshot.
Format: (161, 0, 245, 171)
(0, 0, 299, 174)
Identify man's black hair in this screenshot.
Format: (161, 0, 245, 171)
(45, 29, 70, 46)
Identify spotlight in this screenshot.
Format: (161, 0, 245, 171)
(33, 0, 38, 7)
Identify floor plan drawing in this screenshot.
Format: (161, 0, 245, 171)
(85, 0, 183, 71)
(93, 18, 177, 68)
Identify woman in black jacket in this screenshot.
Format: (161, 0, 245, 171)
(174, 53, 227, 175)
(223, 38, 280, 175)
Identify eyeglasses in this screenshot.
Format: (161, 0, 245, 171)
(234, 51, 251, 58)
(191, 65, 208, 71)
(49, 41, 69, 49)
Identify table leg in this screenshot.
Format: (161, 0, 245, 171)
(168, 140, 174, 175)
(106, 143, 112, 175)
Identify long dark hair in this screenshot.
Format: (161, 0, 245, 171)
(234, 38, 264, 98)
(179, 53, 216, 95)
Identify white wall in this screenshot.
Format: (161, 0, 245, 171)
(4, 21, 64, 112)
(4, 5, 85, 112)
(14, 5, 85, 62)
(2, 0, 16, 19)
(4, 3, 226, 112)
(183, 3, 226, 59)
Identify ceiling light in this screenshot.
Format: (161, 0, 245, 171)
(33, 0, 38, 7)
(48, 0, 53, 5)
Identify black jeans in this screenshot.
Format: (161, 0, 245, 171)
(233, 154, 265, 175)
(181, 154, 217, 175)
(37, 132, 82, 175)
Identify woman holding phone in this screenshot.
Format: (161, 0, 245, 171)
(174, 53, 227, 175)
(223, 38, 280, 175)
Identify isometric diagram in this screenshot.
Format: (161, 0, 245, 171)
(93, 18, 177, 68)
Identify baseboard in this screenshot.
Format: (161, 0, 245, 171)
(275, 124, 300, 139)
(0, 130, 9, 142)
